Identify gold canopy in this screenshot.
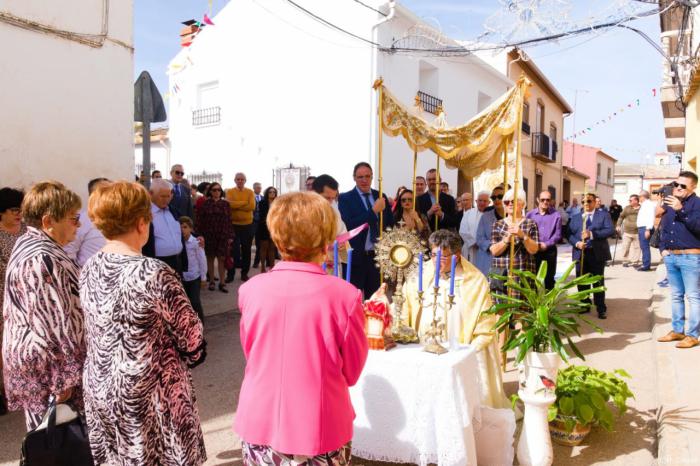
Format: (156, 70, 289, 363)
(377, 76, 530, 178)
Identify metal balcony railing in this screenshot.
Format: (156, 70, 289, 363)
(522, 121, 531, 135)
(192, 106, 221, 127)
(417, 91, 443, 115)
(532, 132, 554, 162)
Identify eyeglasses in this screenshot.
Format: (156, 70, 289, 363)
(491, 194, 504, 201)
(584, 200, 594, 204)
(210, 188, 222, 192)
(503, 200, 513, 206)
(539, 198, 551, 203)
(68, 214, 80, 224)
(8, 207, 20, 215)
(174, 171, 184, 176)
(673, 181, 689, 189)
(401, 197, 413, 203)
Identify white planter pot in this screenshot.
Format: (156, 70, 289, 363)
(519, 351, 562, 396)
(517, 389, 556, 466)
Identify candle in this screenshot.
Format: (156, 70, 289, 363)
(434, 249, 441, 288)
(322, 262, 327, 272)
(333, 241, 339, 277)
(346, 247, 353, 283)
(418, 252, 423, 293)
(449, 254, 457, 296)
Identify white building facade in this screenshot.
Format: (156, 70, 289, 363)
(165, 0, 511, 195)
(1, 0, 134, 201)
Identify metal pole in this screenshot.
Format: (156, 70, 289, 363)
(378, 84, 384, 238)
(412, 149, 418, 211)
(142, 121, 151, 189)
(435, 154, 440, 231)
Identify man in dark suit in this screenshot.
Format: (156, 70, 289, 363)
(417, 168, 458, 231)
(169, 164, 193, 218)
(568, 193, 614, 319)
(338, 162, 394, 299)
(144, 178, 189, 276)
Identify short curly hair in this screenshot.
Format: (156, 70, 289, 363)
(89, 181, 152, 239)
(22, 181, 81, 228)
(267, 192, 336, 262)
(0, 187, 24, 213)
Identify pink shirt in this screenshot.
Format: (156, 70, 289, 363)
(235, 261, 369, 456)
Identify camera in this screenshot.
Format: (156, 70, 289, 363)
(652, 183, 674, 198)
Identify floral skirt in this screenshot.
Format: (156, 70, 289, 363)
(242, 441, 351, 466)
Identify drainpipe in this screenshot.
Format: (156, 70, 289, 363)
(368, 1, 396, 186)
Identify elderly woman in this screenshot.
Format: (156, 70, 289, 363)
(80, 181, 206, 465)
(0, 188, 26, 415)
(2, 181, 85, 429)
(235, 191, 369, 465)
(489, 188, 540, 301)
(196, 181, 233, 291)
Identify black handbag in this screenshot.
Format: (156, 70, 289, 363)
(650, 227, 661, 249)
(20, 398, 94, 466)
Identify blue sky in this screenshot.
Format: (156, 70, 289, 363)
(134, 0, 667, 164)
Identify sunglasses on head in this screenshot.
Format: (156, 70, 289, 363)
(174, 171, 184, 176)
(491, 194, 504, 201)
(673, 181, 688, 189)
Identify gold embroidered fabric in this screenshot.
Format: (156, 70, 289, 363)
(379, 77, 530, 178)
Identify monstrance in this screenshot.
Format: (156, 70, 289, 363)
(374, 223, 424, 344)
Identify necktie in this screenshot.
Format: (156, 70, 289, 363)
(362, 192, 373, 211)
(585, 213, 592, 230)
(362, 192, 379, 248)
(175, 184, 181, 197)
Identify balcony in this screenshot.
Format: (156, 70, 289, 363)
(532, 132, 555, 163)
(192, 106, 221, 127)
(522, 121, 530, 135)
(417, 91, 443, 115)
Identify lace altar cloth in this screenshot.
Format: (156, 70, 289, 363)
(349, 344, 482, 466)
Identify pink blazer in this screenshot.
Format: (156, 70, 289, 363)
(234, 261, 369, 456)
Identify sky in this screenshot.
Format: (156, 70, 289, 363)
(134, 0, 668, 165)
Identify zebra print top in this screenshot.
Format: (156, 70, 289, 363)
(2, 226, 85, 414)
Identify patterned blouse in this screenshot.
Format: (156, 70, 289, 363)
(195, 198, 233, 257)
(2, 226, 85, 415)
(490, 218, 540, 273)
(80, 252, 207, 466)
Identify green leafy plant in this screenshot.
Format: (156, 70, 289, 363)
(487, 261, 603, 363)
(548, 365, 634, 432)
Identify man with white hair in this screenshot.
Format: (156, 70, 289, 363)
(143, 178, 188, 276)
(460, 191, 490, 263)
(169, 164, 193, 218)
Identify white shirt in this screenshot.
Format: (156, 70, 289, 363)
(636, 199, 657, 230)
(183, 235, 208, 282)
(151, 203, 183, 257)
(459, 208, 483, 259)
(63, 208, 106, 267)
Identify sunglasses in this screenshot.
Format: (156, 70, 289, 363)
(174, 171, 184, 176)
(401, 197, 413, 203)
(584, 200, 594, 204)
(491, 194, 504, 201)
(503, 200, 514, 206)
(673, 181, 688, 189)
(210, 188, 222, 192)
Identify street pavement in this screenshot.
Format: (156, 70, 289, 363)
(0, 245, 681, 465)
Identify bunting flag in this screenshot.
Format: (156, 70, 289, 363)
(336, 223, 369, 243)
(203, 13, 215, 26)
(566, 88, 658, 140)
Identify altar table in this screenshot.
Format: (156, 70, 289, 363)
(349, 344, 482, 466)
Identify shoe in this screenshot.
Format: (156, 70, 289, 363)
(657, 331, 686, 342)
(597, 310, 607, 319)
(636, 267, 651, 272)
(676, 336, 699, 349)
(253, 261, 260, 268)
(657, 279, 669, 288)
(0, 393, 7, 416)
(623, 263, 630, 268)
(218, 284, 229, 293)
(241, 274, 250, 282)
(208, 282, 216, 291)
(225, 274, 235, 283)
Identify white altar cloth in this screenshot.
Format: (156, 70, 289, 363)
(349, 344, 482, 466)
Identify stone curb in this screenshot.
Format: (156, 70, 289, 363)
(650, 282, 696, 465)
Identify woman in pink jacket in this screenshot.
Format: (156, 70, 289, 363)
(235, 191, 369, 465)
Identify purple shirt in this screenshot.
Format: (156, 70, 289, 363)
(526, 207, 562, 248)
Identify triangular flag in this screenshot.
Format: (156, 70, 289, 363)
(203, 13, 215, 26)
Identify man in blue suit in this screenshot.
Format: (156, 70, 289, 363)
(568, 193, 614, 319)
(338, 162, 395, 299)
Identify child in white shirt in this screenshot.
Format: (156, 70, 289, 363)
(180, 216, 207, 322)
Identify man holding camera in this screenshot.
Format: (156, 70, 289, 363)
(657, 171, 700, 349)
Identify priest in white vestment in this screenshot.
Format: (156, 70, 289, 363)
(459, 191, 490, 264)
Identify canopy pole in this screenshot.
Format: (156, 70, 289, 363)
(501, 137, 510, 371)
(435, 154, 440, 231)
(412, 149, 418, 211)
(375, 78, 385, 282)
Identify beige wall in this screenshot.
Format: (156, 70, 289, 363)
(595, 154, 616, 205)
(510, 60, 566, 211)
(564, 172, 588, 204)
(685, 92, 700, 172)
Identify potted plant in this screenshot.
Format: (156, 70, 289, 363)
(488, 261, 604, 393)
(548, 365, 634, 446)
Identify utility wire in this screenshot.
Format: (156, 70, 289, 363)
(350, 0, 388, 17)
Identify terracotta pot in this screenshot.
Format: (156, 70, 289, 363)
(549, 415, 591, 446)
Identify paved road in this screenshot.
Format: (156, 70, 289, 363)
(0, 248, 662, 465)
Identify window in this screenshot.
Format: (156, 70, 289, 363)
(548, 185, 557, 203)
(607, 167, 612, 184)
(522, 102, 530, 134)
(194, 81, 221, 126)
(597, 163, 602, 181)
(523, 178, 529, 200)
(549, 123, 557, 143)
(615, 182, 628, 194)
(536, 102, 544, 133)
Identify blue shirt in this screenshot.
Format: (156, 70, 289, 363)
(151, 203, 183, 257)
(356, 187, 376, 251)
(659, 193, 700, 252)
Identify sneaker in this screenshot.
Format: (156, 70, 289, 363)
(657, 279, 669, 288)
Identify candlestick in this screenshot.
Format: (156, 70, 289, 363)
(333, 241, 339, 277)
(449, 254, 457, 296)
(346, 247, 353, 282)
(322, 262, 327, 272)
(434, 249, 441, 288)
(418, 252, 423, 293)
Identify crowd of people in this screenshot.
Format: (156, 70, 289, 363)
(0, 162, 698, 465)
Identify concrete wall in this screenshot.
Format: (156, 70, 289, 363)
(685, 93, 700, 171)
(595, 154, 616, 205)
(166, 0, 510, 195)
(0, 0, 134, 202)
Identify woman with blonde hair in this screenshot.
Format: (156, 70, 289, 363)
(80, 180, 207, 465)
(489, 188, 540, 301)
(235, 191, 368, 466)
(2, 181, 85, 429)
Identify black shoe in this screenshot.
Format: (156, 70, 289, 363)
(241, 274, 250, 282)
(225, 273, 235, 283)
(598, 310, 607, 319)
(0, 393, 7, 416)
(636, 267, 651, 272)
(622, 263, 630, 268)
